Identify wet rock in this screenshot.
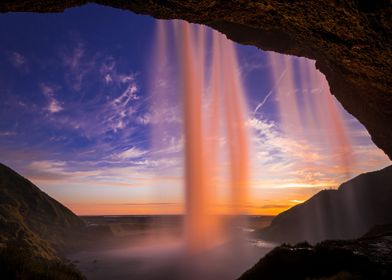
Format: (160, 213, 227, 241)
(239, 224, 392, 280)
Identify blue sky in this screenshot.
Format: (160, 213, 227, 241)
(0, 4, 389, 215)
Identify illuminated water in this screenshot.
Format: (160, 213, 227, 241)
(153, 21, 251, 253)
(269, 54, 356, 178)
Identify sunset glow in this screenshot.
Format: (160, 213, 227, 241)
(0, 4, 390, 217)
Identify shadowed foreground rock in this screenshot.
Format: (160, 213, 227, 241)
(0, 163, 85, 259)
(0, 163, 87, 279)
(259, 165, 392, 244)
(0, 0, 391, 159)
(239, 225, 392, 280)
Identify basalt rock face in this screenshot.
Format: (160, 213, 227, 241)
(1, 1, 392, 159)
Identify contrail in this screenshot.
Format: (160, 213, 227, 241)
(253, 68, 287, 114)
(254, 90, 273, 113)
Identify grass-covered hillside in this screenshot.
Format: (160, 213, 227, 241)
(0, 163, 85, 259)
(0, 163, 86, 279)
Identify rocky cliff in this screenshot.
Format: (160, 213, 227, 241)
(259, 165, 392, 244)
(239, 224, 392, 280)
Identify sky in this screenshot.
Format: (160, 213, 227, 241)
(0, 4, 390, 216)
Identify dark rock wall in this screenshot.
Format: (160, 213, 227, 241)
(0, 163, 85, 259)
(238, 230, 392, 280)
(1, 0, 391, 159)
(259, 165, 392, 244)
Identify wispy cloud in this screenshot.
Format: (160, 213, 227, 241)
(0, 131, 16, 137)
(290, 199, 304, 204)
(24, 158, 182, 194)
(247, 113, 390, 203)
(116, 147, 147, 160)
(100, 56, 137, 86)
(136, 106, 182, 126)
(239, 52, 268, 74)
(40, 83, 63, 113)
(36, 48, 143, 140)
(8, 51, 29, 71)
(60, 42, 96, 92)
(29, 160, 66, 172)
(47, 100, 63, 113)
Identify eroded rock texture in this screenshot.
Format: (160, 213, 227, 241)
(1, 0, 391, 158)
(239, 224, 392, 280)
